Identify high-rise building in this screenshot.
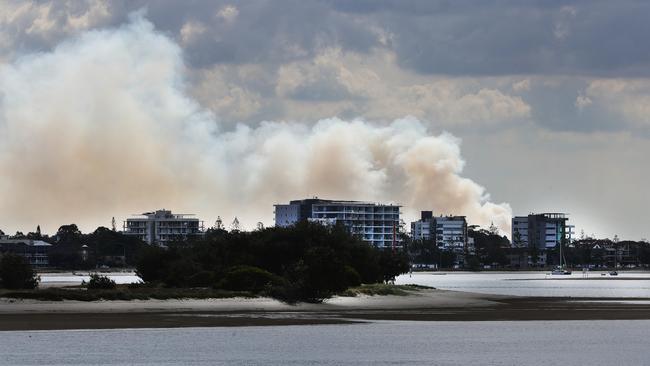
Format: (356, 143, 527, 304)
(274, 198, 401, 248)
(274, 198, 330, 227)
(411, 211, 468, 252)
(123, 209, 205, 245)
(511, 213, 573, 249)
(411, 211, 434, 241)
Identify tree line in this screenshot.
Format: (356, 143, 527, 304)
(135, 221, 410, 302)
(405, 228, 650, 270)
(45, 224, 145, 269)
(1, 221, 410, 303)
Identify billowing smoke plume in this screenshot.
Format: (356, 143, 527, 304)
(0, 16, 511, 235)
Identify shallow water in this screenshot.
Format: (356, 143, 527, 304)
(1, 320, 649, 365)
(39, 271, 650, 298)
(395, 271, 650, 297)
(39, 272, 140, 285)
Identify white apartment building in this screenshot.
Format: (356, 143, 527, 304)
(123, 209, 204, 245)
(435, 216, 468, 251)
(274, 198, 402, 248)
(411, 211, 468, 253)
(511, 213, 574, 249)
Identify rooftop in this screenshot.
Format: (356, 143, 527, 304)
(128, 209, 198, 220)
(0, 239, 52, 247)
(277, 197, 401, 207)
(312, 200, 401, 207)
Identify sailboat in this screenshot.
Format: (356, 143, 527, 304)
(551, 239, 571, 275)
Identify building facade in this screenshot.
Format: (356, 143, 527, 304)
(0, 238, 52, 267)
(411, 211, 435, 241)
(411, 211, 468, 253)
(274, 198, 329, 227)
(274, 198, 402, 248)
(123, 209, 204, 245)
(511, 213, 574, 249)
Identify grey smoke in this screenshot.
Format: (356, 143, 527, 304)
(0, 15, 511, 235)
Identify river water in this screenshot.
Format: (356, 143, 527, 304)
(12, 272, 650, 364)
(396, 271, 650, 297)
(39, 271, 650, 297)
(38, 272, 141, 286)
(1, 320, 649, 365)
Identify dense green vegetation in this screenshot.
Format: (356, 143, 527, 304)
(339, 283, 435, 297)
(407, 228, 511, 269)
(87, 273, 117, 290)
(0, 286, 251, 301)
(406, 227, 650, 270)
(49, 225, 146, 269)
(564, 239, 650, 268)
(4, 224, 145, 269)
(135, 221, 410, 303)
(0, 254, 40, 289)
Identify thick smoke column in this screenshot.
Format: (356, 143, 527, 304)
(0, 16, 511, 235)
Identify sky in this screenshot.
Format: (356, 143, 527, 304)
(0, 0, 648, 240)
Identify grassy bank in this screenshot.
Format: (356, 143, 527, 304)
(339, 284, 435, 297)
(0, 285, 253, 302)
(0, 283, 434, 302)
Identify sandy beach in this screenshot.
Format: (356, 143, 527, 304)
(2, 289, 650, 331)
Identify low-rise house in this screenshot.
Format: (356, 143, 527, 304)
(0, 238, 52, 267)
(506, 248, 548, 268)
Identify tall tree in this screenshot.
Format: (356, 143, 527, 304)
(0, 254, 39, 289)
(214, 216, 224, 230)
(230, 217, 240, 232)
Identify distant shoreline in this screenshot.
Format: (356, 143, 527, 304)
(2, 289, 650, 331)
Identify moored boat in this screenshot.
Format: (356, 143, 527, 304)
(551, 266, 572, 275)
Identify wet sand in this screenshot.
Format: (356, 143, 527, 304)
(2, 290, 650, 331)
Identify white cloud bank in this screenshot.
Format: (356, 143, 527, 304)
(0, 16, 511, 235)
(194, 47, 532, 126)
(581, 79, 650, 127)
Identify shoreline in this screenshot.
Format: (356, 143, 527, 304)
(3, 289, 650, 331)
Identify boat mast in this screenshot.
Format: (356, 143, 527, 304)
(559, 236, 562, 268)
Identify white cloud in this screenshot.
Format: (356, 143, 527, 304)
(583, 79, 650, 126)
(512, 79, 531, 92)
(2, 0, 110, 36)
(180, 20, 207, 44)
(216, 5, 239, 23)
(387, 83, 531, 126)
(553, 5, 577, 40)
(575, 94, 592, 110)
(269, 48, 531, 126)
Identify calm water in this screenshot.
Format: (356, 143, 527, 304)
(39, 271, 650, 298)
(39, 273, 141, 285)
(1, 320, 649, 365)
(395, 271, 650, 297)
(41, 272, 650, 298)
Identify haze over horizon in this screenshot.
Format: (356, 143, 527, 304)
(1, 1, 648, 240)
